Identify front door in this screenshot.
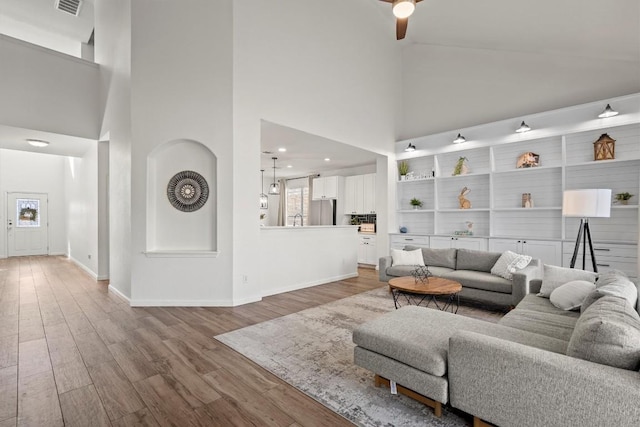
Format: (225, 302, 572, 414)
(7, 193, 49, 257)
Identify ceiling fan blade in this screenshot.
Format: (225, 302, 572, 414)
(396, 18, 408, 40)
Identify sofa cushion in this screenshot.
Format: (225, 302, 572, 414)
(405, 245, 457, 269)
(581, 271, 638, 312)
(352, 306, 568, 378)
(538, 264, 597, 298)
(443, 270, 512, 294)
(549, 280, 596, 311)
(499, 309, 578, 341)
(515, 294, 580, 318)
(490, 250, 532, 280)
(567, 296, 640, 371)
(456, 249, 502, 273)
(386, 265, 455, 279)
(391, 248, 424, 266)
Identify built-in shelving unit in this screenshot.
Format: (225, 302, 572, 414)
(392, 94, 640, 276)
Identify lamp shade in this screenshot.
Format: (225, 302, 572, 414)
(562, 189, 611, 218)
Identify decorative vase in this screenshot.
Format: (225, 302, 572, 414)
(620, 200, 628, 205)
(400, 175, 407, 181)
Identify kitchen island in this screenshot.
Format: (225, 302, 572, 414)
(260, 225, 359, 296)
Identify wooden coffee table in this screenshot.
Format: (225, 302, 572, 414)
(388, 276, 462, 313)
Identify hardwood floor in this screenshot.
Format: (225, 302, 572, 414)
(0, 256, 387, 426)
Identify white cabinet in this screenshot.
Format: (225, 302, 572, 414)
(358, 235, 377, 265)
(430, 236, 488, 251)
(313, 176, 340, 200)
(344, 174, 376, 214)
(390, 234, 429, 249)
(490, 238, 562, 266)
(562, 241, 638, 278)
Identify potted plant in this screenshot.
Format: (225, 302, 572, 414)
(398, 161, 409, 180)
(615, 192, 634, 205)
(410, 198, 423, 210)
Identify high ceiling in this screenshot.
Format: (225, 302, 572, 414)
(0, 0, 638, 164)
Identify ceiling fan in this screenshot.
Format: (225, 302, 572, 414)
(380, 0, 423, 40)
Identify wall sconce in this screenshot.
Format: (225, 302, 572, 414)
(598, 104, 619, 118)
(516, 121, 531, 133)
(453, 133, 466, 144)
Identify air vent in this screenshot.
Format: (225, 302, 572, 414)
(55, 0, 82, 16)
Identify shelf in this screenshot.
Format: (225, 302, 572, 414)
(492, 207, 562, 211)
(437, 172, 490, 180)
(439, 208, 490, 212)
(397, 177, 435, 183)
(612, 204, 639, 209)
(565, 158, 640, 168)
(491, 165, 562, 175)
(397, 209, 435, 213)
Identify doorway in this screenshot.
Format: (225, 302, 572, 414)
(7, 192, 49, 257)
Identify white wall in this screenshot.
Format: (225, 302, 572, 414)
(234, 0, 401, 300)
(400, 44, 640, 140)
(0, 35, 99, 139)
(95, 0, 133, 299)
(0, 149, 67, 257)
(128, 0, 235, 305)
(64, 143, 100, 278)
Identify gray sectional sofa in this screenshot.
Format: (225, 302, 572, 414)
(379, 246, 540, 307)
(353, 268, 640, 426)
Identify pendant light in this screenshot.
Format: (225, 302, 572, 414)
(259, 169, 268, 209)
(268, 157, 280, 195)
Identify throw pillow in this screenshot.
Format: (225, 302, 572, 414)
(549, 280, 596, 311)
(567, 296, 640, 371)
(581, 272, 638, 313)
(491, 250, 532, 280)
(538, 264, 597, 298)
(390, 248, 425, 267)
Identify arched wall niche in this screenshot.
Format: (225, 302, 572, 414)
(146, 139, 217, 252)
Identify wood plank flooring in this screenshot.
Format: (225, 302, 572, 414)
(0, 256, 387, 426)
(0, 256, 504, 426)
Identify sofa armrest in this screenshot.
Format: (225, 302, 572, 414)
(449, 330, 640, 427)
(511, 259, 542, 305)
(379, 256, 393, 282)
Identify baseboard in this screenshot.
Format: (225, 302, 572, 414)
(108, 285, 130, 303)
(262, 272, 359, 297)
(69, 256, 99, 280)
(130, 298, 239, 307)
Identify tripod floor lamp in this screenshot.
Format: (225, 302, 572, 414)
(562, 189, 611, 272)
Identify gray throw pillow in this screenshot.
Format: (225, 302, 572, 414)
(538, 264, 597, 298)
(567, 296, 640, 371)
(581, 272, 638, 313)
(549, 280, 596, 311)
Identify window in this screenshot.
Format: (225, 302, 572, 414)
(286, 178, 309, 226)
(16, 199, 40, 228)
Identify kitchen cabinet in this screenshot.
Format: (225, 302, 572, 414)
(313, 176, 340, 200)
(430, 236, 488, 251)
(489, 238, 562, 266)
(358, 234, 377, 265)
(344, 174, 376, 214)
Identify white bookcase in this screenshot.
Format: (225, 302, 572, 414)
(393, 109, 640, 277)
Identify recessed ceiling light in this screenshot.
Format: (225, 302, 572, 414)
(287, 165, 293, 168)
(404, 143, 416, 152)
(278, 147, 287, 152)
(27, 139, 50, 147)
(453, 133, 466, 144)
(598, 104, 618, 118)
(324, 158, 331, 162)
(515, 121, 531, 133)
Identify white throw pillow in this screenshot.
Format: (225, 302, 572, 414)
(538, 264, 597, 298)
(390, 248, 425, 266)
(491, 250, 532, 280)
(549, 280, 596, 311)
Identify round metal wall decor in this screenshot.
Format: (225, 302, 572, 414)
(167, 170, 209, 212)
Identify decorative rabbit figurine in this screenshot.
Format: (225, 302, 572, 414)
(459, 187, 471, 209)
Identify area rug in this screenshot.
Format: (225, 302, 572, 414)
(214, 287, 503, 426)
